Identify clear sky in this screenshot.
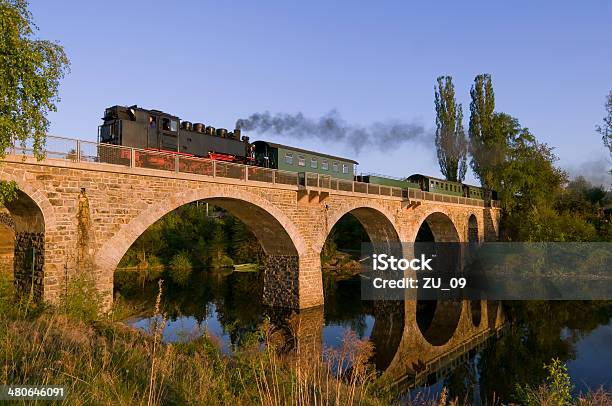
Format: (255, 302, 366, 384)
(29, 0, 612, 185)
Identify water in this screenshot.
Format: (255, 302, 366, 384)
(116, 268, 612, 402)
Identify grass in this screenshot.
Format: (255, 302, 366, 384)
(0, 310, 388, 405)
(1, 270, 611, 405)
(0, 272, 390, 405)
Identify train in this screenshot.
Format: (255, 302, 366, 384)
(356, 173, 495, 201)
(98, 105, 494, 200)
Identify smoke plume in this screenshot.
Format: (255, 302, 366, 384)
(236, 110, 432, 154)
(566, 157, 612, 188)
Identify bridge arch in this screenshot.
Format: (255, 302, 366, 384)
(0, 169, 55, 298)
(0, 169, 57, 231)
(95, 186, 314, 309)
(411, 211, 463, 346)
(467, 213, 479, 243)
(318, 201, 401, 255)
(418, 211, 461, 243)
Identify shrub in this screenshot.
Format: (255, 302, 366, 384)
(211, 253, 233, 269)
(60, 271, 102, 321)
(169, 251, 193, 286)
(515, 358, 573, 406)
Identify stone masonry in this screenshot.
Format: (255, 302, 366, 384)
(0, 155, 500, 310)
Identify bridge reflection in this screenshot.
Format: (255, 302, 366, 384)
(267, 299, 505, 392)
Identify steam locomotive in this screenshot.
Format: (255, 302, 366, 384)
(98, 105, 253, 163)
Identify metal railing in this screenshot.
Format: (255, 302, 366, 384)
(5, 135, 499, 208)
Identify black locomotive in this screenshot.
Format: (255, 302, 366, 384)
(98, 105, 253, 163)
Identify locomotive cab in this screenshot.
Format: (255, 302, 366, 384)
(99, 105, 180, 152)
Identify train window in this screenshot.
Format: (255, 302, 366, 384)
(285, 153, 293, 165)
(342, 164, 348, 174)
(298, 155, 305, 166)
(311, 158, 317, 168)
(162, 118, 170, 131)
(321, 160, 328, 170)
(332, 162, 339, 172)
(149, 116, 156, 128)
(170, 120, 178, 132)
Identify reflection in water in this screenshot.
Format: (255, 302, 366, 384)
(116, 269, 612, 403)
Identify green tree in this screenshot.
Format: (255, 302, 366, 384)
(596, 90, 612, 176)
(434, 76, 467, 182)
(1, 0, 69, 202)
(469, 74, 498, 189)
(0, 0, 70, 159)
(492, 115, 565, 212)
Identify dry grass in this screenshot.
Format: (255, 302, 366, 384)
(0, 273, 388, 405)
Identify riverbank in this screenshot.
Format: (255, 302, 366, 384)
(1, 308, 610, 406)
(3, 272, 612, 405)
(0, 270, 386, 405)
(0, 312, 391, 405)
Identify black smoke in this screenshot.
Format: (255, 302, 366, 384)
(235, 110, 432, 154)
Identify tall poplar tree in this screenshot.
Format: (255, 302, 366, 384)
(469, 74, 497, 189)
(434, 76, 467, 182)
(597, 90, 612, 174)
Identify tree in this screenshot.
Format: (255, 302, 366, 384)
(469, 74, 498, 189)
(434, 76, 467, 182)
(596, 90, 612, 175)
(0, 0, 69, 160)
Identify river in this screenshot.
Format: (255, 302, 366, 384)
(115, 268, 612, 403)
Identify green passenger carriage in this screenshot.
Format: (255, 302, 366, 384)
(252, 141, 357, 181)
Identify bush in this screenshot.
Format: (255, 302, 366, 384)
(515, 358, 573, 406)
(168, 251, 193, 286)
(210, 252, 233, 269)
(60, 272, 102, 321)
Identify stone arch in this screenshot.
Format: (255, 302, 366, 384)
(413, 211, 462, 346)
(95, 186, 313, 309)
(0, 170, 54, 298)
(419, 211, 460, 243)
(319, 201, 401, 255)
(467, 214, 479, 243)
(0, 169, 57, 231)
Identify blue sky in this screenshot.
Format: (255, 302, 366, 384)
(30, 1, 612, 185)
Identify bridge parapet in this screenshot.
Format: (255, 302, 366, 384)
(7, 135, 499, 208)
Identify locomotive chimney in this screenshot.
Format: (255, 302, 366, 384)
(234, 128, 241, 140)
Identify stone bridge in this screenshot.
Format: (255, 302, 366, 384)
(0, 144, 500, 310)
